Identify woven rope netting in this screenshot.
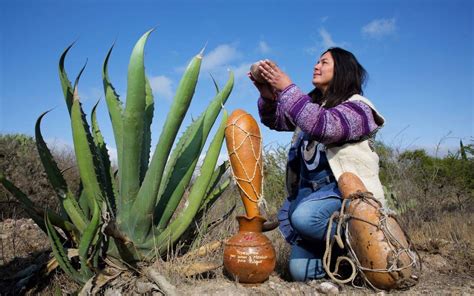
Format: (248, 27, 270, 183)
(225, 112, 265, 209)
(323, 192, 421, 290)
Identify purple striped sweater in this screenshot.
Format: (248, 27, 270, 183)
(258, 84, 380, 145)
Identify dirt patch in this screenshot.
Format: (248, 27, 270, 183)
(0, 218, 50, 269)
(0, 218, 473, 295)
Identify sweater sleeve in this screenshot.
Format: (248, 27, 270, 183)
(257, 85, 297, 132)
(277, 84, 380, 144)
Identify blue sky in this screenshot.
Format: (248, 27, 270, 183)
(1, 0, 472, 161)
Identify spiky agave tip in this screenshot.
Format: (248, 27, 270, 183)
(198, 41, 208, 58)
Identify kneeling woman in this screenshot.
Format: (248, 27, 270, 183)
(249, 47, 386, 281)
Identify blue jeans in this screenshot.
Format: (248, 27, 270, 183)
(288, 197, 342, 281)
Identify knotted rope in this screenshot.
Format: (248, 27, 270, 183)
(225, 112, 267, 210)
(323, 191, 421, 290)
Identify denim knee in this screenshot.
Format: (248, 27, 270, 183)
(289, 242, 326, 281)
(290, 207, 327, 241)
(290, 198, 341, 242)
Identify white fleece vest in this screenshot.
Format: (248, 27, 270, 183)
(326, 94, 387, 207)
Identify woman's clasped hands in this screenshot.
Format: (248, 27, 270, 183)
(248, 59, 293, 101)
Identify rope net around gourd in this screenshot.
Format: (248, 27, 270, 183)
(323, 191, 421, 290)
(225, 112, 265, 210)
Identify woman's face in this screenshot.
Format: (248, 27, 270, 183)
(312, 51, 334, 93)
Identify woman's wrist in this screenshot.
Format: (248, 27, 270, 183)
(275, 79, 293, 92)
(280, 83, 296, 94)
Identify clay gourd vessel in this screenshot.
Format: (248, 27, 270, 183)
(223, 215, 276, 284)
(224, 109, 262, 218)
(338, 172, 415, 290)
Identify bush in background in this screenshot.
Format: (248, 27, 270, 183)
(0, 134, 79, 220)
(377, 139, 473, 274)
(2, 132, 472, 276)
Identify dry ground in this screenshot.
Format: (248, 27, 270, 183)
(1, 218, 472, 295)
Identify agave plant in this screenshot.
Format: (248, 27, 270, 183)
(0, 29, 233, 284)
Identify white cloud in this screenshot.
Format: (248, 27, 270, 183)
(319, 28, 337, 48)
(149, 75, 174, 101)
(202, 44, 241, 71)
(362, 18, 397, 39)
(305, 28, 341, 54)
(257, 41, 271, 54)
(233, 62, 253, 80)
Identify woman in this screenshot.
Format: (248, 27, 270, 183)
(249, 47, 386, 281)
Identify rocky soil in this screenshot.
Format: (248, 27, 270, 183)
(1, 218, 472, 295)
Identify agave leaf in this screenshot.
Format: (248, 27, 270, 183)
(199, 177, 230, 213)
(161, 72, 233, 189)
(78, 199, 101, 277)
(91, 100, 116, 215)
(140, 76, 154, 183)
(144, 110, 228, 253)
(35, 111, 87, 231)
(71, 91, 105, 209)
(35, 111, 69, 215)
(45, 213, 86, 284)
(63, 191, 87, 233)
(198, 162, 231, 213)
(73, 60, 88, 91)
(153, 72, 234, 232)
(119, 29, 153, 226)
(59, 43, 75, 114)
(102, 44, 124, 171)
(209, 73, 219, 93)
(89, 203, 107, 269)
(77, 183, 91, 218)
(132, 50, 203, 241)
(153, 114, 205, 231)
(204, 160, 229, 198)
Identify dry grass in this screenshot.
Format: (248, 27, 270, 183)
(1, 134, 472, 294)
(183, 141, 474, 280)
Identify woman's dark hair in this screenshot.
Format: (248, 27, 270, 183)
(309, 47, 368, 108)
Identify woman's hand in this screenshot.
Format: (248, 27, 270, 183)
(248, 72, 276, 100)
(258, 59, 293, 91)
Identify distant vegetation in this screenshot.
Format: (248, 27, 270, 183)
(0, 134, 79, 219)
(260, 138, 473, 275)
(1, 133, 473, 275)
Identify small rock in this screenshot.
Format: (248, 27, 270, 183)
(136, 280, 159, 294)
(318, 281, 339, 294)
(20, 223, 31, 231)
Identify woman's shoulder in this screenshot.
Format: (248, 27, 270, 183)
(346, 94, 374, 107)
(345, 94, 385, 126)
